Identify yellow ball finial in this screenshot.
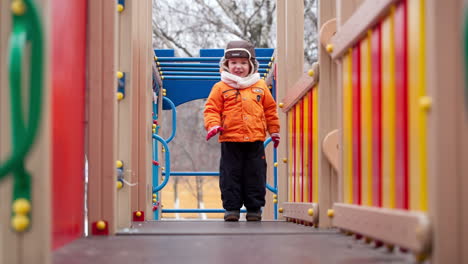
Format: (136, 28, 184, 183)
(96, 220, 106, 230)
(282, 158, 288, 163)
(278, 103, 284, 108)
(273, 194, 277, 199)
(419, 96, 432, 111)
(153, 198, 157, 203)
(11, 0, 26, 16)
(153, 194, 157, 198)
(135, 211, 142, 217)
(308, 208, 314, 216)
(117, 180, 123, 189)
(273, 199, 278, 204)
(308, 69, 314, 77)
(117, 4, 124, 12)
(327, 209, 334, 218)
(12, 198, 31, 215)
(117, 71, 124, 79)
(278, 208, 283, 213)
(117, 92, 124, 101)
(116, 160, 123, 168)
(274, 162, 278, 167)
(11, 215, 29, 232)
(326, 44, 334, 53)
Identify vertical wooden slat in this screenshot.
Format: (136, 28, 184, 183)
(294, 105, 300, 202)
(116, 0, 134, 229)
(371, 24, 382, 207)
(381, 10, 396, 209)
(342, 52, 353, 204)
(360, 31, 372, 206)
(351, 45, 361, 205)
(408, 0, 427, 212)
(303, 94, 310, 202)
(308, 91, 313, 203)
(288, 112, 293, 202)
(394, 1, 409, 210)
(299, 97, 306, 202)
(312, 87, 319, 203)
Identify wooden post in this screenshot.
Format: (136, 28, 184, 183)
(276, 0, 304, 217)
(317, 0, 337, 228)
(87, 0, 117, 235)
(0, 0, 51, 263)
(426, 0, 467, 262)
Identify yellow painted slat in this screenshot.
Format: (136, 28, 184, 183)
(288, 112, 293, 202)
(381, 9, 396, 209)
(360, 31, 373, 206)
(408, 0, 427, 211)
(312, 86, 319, 203)
(295, 103, 301, 202)
(303, 93, 310, 202)
(343, 52, 353, 204)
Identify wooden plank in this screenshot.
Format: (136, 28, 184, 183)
(408, 0, 427, 212)
(342, 53, 353, 204)
(281, 64, 319, 112)
(381, 11, 395, 209)
(288, 112, 293, 202)
(299, 100, 304, 202)
(394, 1, 408, 209)
(312, 88, 319, 203)
(303, 93, 310, 203)
(332, 203, 431, 253)
(332, 0, 400, 59)
(360, 32, 372, 206)
(294, 106, 299, 202)
(351, 45, 361, 205)
(101, 0, 117, 233)
(116, 0, 134, 229)
(275, 0, 289, 214)
(281, 202, 319, 224)
(0, 0, 20, 262)
(307, 91, 313, 202)
(317, 0, 337, 227)
(87, 0, 104, 234)
(371, 24, 382, 207)
(426, 0, 466, 262)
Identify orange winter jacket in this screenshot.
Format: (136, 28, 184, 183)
(204, 79, 280, 142)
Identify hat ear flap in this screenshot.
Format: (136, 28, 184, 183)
(219, 56, 230, 73)
(249, 59, 259, 75)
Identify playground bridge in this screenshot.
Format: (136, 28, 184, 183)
(1, 0, 467, 264)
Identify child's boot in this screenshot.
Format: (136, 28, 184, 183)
(246, 209, 262, 221)
(224, 210, 240, 221)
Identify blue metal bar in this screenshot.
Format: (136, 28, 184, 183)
(162, 97, 176, 143)
(264, 137, 277, 194)
(162, 209, 247, 213)
(157, 62, 271, 68)
(155, 57, 273, 62)
(159, 67, 269, 73)
(162, 171, 219, 176)
(152, 134, 171, 192)
(160, 71, 220, 76)
(163, 76, 220, 81)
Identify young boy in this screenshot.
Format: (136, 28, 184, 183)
(203, 40, 280, 221)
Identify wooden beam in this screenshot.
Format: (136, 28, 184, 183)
(426, 0, 467, 262)
(281, 64, 319, 112)
(332, 0, 398, 59)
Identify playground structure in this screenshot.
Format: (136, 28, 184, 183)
(0, 0, 467, 263)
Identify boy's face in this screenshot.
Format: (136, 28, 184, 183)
(227, 58, 250, 77)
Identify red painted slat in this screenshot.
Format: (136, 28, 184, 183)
(300, 100, 304, 202)
(309, 91, 313, 202)
(292, 107, 296, 202)
(371, 24, 383, 207)
(394, 1, 409, 209)
(352, 45, 362, 205)
(52, 0, 87, 249)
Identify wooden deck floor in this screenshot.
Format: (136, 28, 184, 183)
(53, 221, 416, 264)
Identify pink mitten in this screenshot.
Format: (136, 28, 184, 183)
(271, 133, 280, 148)
(206, 126, 224, 141)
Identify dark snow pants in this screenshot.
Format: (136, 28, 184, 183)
(219, 141, 266, 211)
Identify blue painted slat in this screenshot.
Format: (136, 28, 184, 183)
(162, 209, 247, 213)
(163, 76, 220, 80)
(155, 57, 273, 62)
(160, 71, 220, 76)
(157, 62, 271, 68)
(154, 49, 175, 57)
(159, 67, 269, 73)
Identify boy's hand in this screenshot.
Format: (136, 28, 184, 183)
(206, 126, 224, 141)
(271, 133, 280, 148)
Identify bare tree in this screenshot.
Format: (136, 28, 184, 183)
(152, 0, 317, 64)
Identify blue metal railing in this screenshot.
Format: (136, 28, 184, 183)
(163, 97, 176, 143)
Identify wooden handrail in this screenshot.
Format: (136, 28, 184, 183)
(281, 63, 319, 112)
(330, 0, 399, 60)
